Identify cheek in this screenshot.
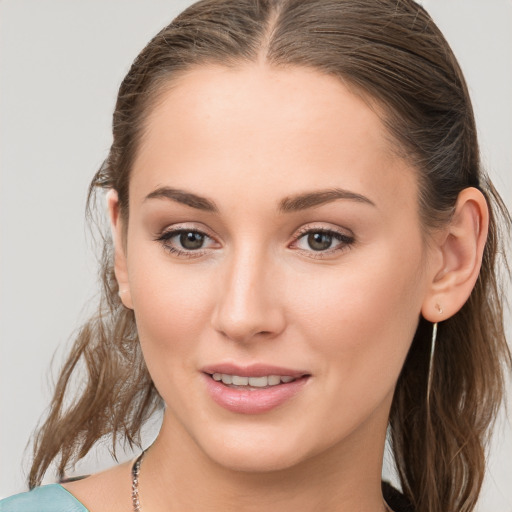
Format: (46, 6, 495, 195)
(125, 243, 215, 383)
(288, 237, 425, 391)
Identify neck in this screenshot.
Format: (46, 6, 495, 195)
(138, 406, 390, 512)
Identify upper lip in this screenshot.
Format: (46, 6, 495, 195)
(201, 363, 310, 378)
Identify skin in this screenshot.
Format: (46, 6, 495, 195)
(62, 64, 488, 512)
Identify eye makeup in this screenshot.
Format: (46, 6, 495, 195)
(154, 222, 355, 260)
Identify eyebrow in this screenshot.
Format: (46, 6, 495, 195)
(144, 187, 219, 212)
(144, 186, 375, 213)
(279, 188, 376, 212)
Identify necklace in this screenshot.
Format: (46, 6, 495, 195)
(130, 451, 394, 512)
(131, 451, 145, 512)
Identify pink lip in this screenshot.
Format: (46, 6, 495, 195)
(201, 363, 311, 414)
(201, 363, 308, 378)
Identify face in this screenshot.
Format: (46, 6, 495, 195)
(113, 64, 435, 472)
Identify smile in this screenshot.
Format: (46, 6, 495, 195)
(209, 373, 296, 388)
(202, 370, 310, 414)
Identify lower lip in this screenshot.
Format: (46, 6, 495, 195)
(202, 374, 309, 414)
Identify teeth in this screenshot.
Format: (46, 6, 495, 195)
(248, 376, 268, 387)
(211, 373, 298, 387)
(267, 375, 281, 386)
(221, 374, 232, 385)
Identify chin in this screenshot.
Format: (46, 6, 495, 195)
(207, 444, 307, 474)
(192, 421, 327, 475)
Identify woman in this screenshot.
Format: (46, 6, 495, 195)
(1, 0, 510, 511)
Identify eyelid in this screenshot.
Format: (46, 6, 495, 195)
(290, 224, 355, 258)
(154, 222, 354, 259)
(293, 223, 354, 238)
(156, 222, 219, 242)
(155, 223, 221, 258)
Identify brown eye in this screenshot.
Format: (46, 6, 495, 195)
(180, 231, 205, 250)
(157, 228, 215, 257)
(293, 228, 355, 257)
(307, 232, 333, 251)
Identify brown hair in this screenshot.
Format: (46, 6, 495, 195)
(29, 1, 511, 511)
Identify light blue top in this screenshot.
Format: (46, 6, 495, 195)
(0, 484, 89, 512)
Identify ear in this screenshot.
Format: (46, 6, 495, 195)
(421, 187, 489, 322)
(107, 189, 133, 309)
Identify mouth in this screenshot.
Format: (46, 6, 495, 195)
(205, 372, 306, 389)
(201, 365, 311, 414)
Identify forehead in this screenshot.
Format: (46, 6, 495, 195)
(130, 64, 416, 212)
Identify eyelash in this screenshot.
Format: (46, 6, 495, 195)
(155, 226, 355, 259)
(156, 228, 215, 259)
(292, 226, 355, 259)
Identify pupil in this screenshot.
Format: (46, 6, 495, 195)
(308, 232, 332, 251)
(180, 231, 204, 250)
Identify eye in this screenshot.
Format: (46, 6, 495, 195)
(305, 232, 335, 251)
(177, 231, 206, 250)
(292, 227, 354, 256)
(156, 228, 217, 257)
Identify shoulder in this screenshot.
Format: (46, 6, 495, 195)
(0, 459, 134, 512)
(0, 484, 89, 512)
(60, 460, 134, 512)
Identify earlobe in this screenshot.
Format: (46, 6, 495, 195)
(106, 189, 133, 309)
(421, 187, 489, 322)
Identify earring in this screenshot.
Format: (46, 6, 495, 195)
(426, 321, 438, 410)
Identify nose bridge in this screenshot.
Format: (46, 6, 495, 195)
(212, 241, 283, 343)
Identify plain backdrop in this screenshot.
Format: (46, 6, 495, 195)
(1, 0, 511, 509)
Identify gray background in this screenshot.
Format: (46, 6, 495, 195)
(1, 0, 511, 509)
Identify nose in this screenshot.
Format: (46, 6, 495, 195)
(211, 247, 286, 344)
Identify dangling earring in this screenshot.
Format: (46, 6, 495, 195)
(426, 321, 437, 410)
(427, 303, 442, 409)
